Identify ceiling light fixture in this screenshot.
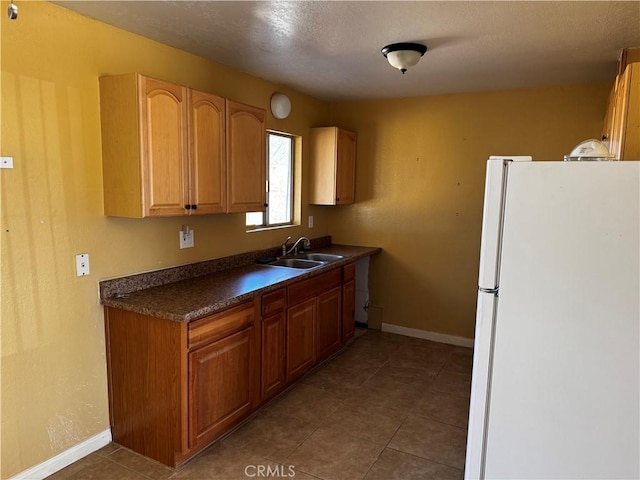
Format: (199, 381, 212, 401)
(270, 93, 291, 120)
(381, 42, 427, 74)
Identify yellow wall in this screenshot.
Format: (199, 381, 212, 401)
(1, 2, 612, 477)
(0, 2, 330, 477)
(328, 84, 610, 339)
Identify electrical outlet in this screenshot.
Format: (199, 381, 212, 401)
(180, 229, 194, 249)
(75, 253, 90, 276)
(308, 215, 314, 228)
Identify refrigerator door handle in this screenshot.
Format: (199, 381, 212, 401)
(466, 291, 500, 479)
(479, 287, 498, 295)
(478, 159, 512, 290)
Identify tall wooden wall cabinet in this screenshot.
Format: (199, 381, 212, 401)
(602, 58, 639, 160)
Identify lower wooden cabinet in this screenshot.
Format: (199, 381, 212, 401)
(105, 307, 188, 467)
(341, 261, 356, 342)
(286, 298, 317, 382)
(262, 265, 354, 395)
(105, 300, 259, 467)
(342, 279, 356, 342)
(188, 325, 257, 448)
(285, 267, 343, 382)
(105, 261, 360, 468)
(261, 310, 286, 400)
(316, 286, 342, 361)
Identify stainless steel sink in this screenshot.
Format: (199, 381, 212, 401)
(291, 253, 344, 262)
(267, 258, 325, 269)
(262, 251, 344, 270)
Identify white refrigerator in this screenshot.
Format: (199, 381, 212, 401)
(465, 157, 640, 479)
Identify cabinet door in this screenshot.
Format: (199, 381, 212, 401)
(342, 279, 356, 343)
(261, 311, 286, 401)
(609, 64, 640, 160)
(188, 326, 256, 448)
(141, 77, 189, 216)
(619, 64, 639, 160)
(626, 64, 640, 160)
(309, 127, 357, 206)
(610, 71, 628, 160)
(286, 298, 316, 382)
(189, 90, 226, 214)
(226, 100, 266, 213)
(316, 286, 342, 361)
(335, 129, 356, 205)
(602, 82, 617, 144)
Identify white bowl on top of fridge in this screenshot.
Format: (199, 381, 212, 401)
(564, 138, 616, 161)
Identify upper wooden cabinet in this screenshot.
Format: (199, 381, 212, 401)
(226, 100, 267, 213)
(309, 127, 357, 205)
(602, 63, 640, 160)
(618, 47, 640, 76)
(99, 74, 265, 217)
(189, 90, 227, 215)
(139, 78, 189, 216)
(100, 74, 225, 217)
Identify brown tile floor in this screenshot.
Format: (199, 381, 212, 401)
(48, 329, 472, 480)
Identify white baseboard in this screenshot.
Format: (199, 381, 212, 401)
(9, 429, 112, 480)
(381, 323, 474, 348)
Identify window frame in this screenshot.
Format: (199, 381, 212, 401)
(246, 130, 295, 229)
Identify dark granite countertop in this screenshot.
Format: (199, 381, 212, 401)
(100, 244, 380, 322)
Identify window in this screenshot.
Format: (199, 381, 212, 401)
(246, 132, 294, 228)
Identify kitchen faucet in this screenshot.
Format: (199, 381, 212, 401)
(281, 236, 292, 256)
(282, 236, 311, 256)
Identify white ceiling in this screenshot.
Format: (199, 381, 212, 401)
(53, 1, 640, 102)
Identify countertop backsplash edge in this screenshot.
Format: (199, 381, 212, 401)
(99, 235, 333, 300)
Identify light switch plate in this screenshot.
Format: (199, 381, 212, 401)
(75, 253, 90, 276)
(308, 215, 314, 228)
(180, 229, 194, 249)
(1, 157, 14, 169)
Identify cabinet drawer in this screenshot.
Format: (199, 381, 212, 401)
(262, 288, 286, 316)
(188, 302, 255, 350)
(343, 262, 355, 282)
(287, 268, 342, 305)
